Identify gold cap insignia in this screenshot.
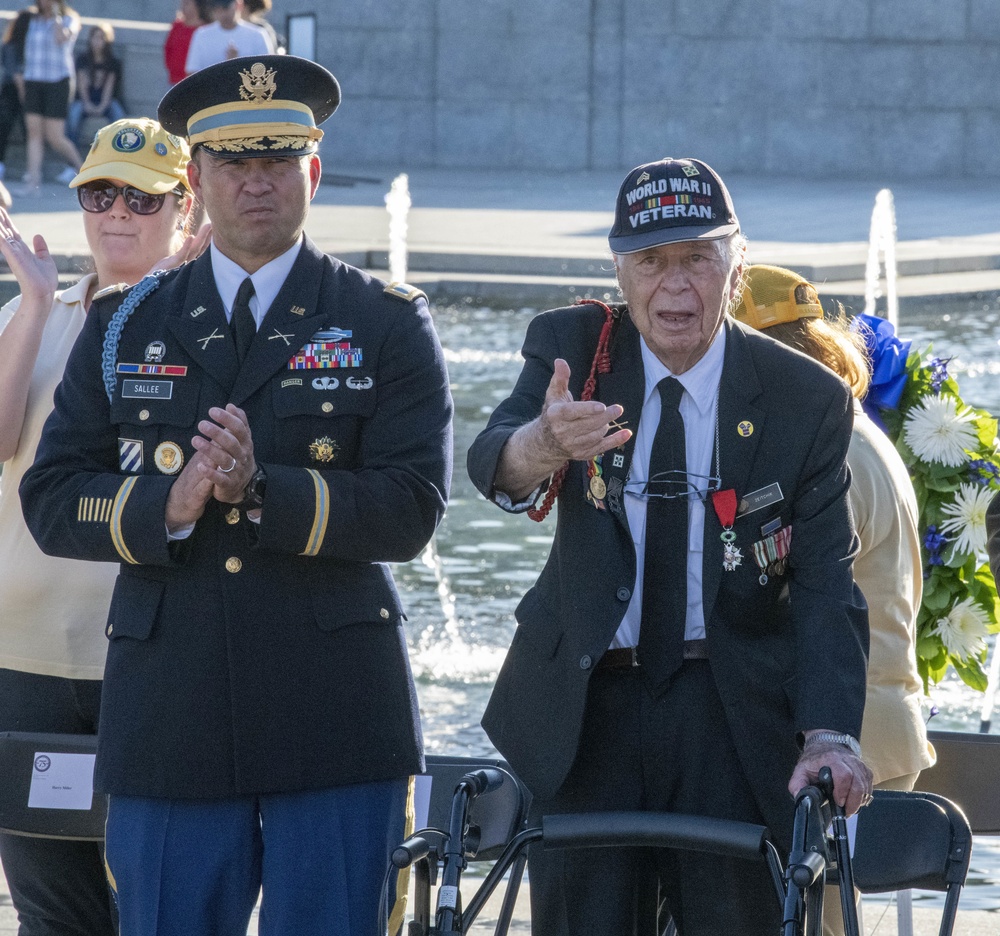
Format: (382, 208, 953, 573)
(309, 436, 339, 463)
(239, 63, 277, 103)
(154, 441, 184, 475)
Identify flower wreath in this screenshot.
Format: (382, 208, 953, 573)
(854, 313, 1000, 692)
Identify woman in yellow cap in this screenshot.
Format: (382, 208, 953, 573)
(0, 117, 209, 934)
(735, 264, 935, 935)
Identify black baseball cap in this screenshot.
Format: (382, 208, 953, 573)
(608, 157, 740, 254)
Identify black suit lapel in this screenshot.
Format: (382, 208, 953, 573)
(230, 240, 330, 406)
(166, 253, 239, 391)
(594, 313, 645, 530)
(702, 320, 765, 625)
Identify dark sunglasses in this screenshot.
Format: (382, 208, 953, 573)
(77, 181, 184, 215)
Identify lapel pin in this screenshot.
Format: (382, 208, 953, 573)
(290, 305, 306, 316)
(190, 305, 206, 318)
(269, 329, 294, 345)
(197, 328, 225, 351)
(737, 420, 754, 437)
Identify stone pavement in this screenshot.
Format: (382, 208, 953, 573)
(3, 167, 1000, 308)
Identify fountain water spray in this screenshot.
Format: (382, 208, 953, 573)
(383, 173, 475, 672)
(863, 188, 899, 329)
(385, 173, 411, 284)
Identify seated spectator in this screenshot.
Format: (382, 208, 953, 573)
(163, 0, 211, 86)
(184, 0, 273, 74)
(65, 22, 126, 152)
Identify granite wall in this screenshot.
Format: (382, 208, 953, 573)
(4, 0, 998, 178)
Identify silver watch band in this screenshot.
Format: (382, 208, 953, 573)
(806, 731, 861, 758)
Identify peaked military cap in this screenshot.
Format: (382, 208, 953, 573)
(157, 55, 340, 158)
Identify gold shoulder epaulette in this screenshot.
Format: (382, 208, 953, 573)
(92, 282, 128, 301)
(383, 282, 427, 303)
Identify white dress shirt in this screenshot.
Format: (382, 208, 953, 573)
(210, 237, 302, 328)
(610, 324, 726, 648)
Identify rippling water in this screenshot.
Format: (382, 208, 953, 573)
(397, 298, 1000, 910)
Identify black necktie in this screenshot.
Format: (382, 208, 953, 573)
(231, 277, 256, 364)
(638, 376, 688, 696)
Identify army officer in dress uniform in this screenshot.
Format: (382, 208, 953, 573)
(20, 55, 453, 936)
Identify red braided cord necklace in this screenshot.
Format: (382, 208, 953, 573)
(527, 299, 618, 522)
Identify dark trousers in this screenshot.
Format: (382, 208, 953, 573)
(0, 79, 23, 162)
(0, 668, 116, 936)
(527, 660, 782, 936)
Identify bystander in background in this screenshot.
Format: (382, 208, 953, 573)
(0, 9, 30, 184)
(242, 0, 284, 54)
(184, 0, 273, 73)
(64, 23, 126, 151)
(735, 264, 935, 936)
(163, 0, 211, 85)
(15, 0, 82, 195)
(0, 115, 207, 936)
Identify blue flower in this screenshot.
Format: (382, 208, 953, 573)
(929, 356, 952, 394)
(923, 524, 947, 569)
(967, 459, 1000, 486)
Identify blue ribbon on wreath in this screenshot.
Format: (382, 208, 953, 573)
(852, 312, 912, 430)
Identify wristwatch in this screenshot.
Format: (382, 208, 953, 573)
(806, 731, 862, 758)
(236, 465, 267, 512)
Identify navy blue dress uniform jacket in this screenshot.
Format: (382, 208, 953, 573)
(467, 306, 867, 843)
(20, 237, 453, 800)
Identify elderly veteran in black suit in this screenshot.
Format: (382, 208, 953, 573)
(467, 157, 872, 935)
(20, 56, 452, 936)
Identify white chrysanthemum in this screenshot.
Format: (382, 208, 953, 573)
(939, 482, 992, 556)
(931, 598, 991, 662)
(903, 394, 978, 467)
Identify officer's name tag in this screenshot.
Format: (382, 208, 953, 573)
(122, 380, 173, 400)
(737, 482, 783, 517)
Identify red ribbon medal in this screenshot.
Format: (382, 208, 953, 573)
(711, 489, 742, 572)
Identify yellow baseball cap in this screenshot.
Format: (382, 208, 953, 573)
(70, 118, 192, 194)
(735, 264, 824, 330)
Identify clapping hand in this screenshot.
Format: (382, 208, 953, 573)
(0, 208, 58, 302)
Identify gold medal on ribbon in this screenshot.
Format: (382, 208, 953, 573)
(590, 475, 607, 500)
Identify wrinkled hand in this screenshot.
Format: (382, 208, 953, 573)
(0, 208, 58, 301)
(147, 222, 212, 276)
(788, 740, 873, 817)
(538, 358, 631, 461)
(189, 404, 256, 504)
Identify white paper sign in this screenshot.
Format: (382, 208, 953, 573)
(413, 774, 433, 829)
(27, 752, 96, 811)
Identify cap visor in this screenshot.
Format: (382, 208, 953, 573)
(609, 222, 739, 255)
(70, 162, 188, 194)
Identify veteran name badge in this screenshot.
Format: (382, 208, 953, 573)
(154, 441, 184, 475)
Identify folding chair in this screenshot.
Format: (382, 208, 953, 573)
(851, 790, 972, 936)
(0, 732, 105, 840)
(920, 730, 1000, 834)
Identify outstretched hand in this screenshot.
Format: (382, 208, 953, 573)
(494, 358, 632, 500)
(537, 358, 631, 462)
(0, 208, 58, 301)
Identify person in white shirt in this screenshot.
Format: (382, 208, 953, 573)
(184, 0, 273, 74)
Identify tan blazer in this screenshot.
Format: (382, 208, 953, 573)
(850, 402, 935, 784)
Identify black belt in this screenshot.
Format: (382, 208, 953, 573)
(596, 640, 708, 670)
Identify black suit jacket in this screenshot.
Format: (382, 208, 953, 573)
(20, 238, 453, 799)
(467, 306, 867, 839)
